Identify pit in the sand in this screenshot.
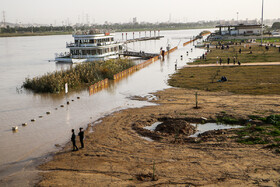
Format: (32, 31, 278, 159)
(133, 118, 243, 143)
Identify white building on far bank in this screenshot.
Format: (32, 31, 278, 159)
(216, 24, 262, 36)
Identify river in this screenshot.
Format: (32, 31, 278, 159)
(0, 29, 210, 186)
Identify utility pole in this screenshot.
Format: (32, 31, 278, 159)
(261, 0, 264, 46)
(169, 13, 171, 23)
(236, 12, 239, 23)
(2, 11, 6, 27)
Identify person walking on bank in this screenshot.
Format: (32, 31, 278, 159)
(71, 129, 79, 151)
(78, 127, 84, 149)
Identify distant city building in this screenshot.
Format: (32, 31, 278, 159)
(133, 17, 137, 24)
(216, 24, 262, 36)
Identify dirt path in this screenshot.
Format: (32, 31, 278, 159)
(185, 62, 280, 68)
(38, 88, 280, 186)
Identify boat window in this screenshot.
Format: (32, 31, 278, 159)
(98, 49, 102, 54)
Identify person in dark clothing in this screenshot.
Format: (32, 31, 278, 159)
(265, 46, 269, 51)
(221, 76, 227, 82)
(227, 57, 230, 64)
(219, 58, 222, 65)
(218, 76, 228, 82)
(161, 49, 165, 60)
(78, 128, 84, 149)
(71, 129, 79, 151)
(239, 48, 242, 54)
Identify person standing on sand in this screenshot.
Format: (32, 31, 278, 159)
(71, 129, 79, 151)
(78, 127, 84, 149)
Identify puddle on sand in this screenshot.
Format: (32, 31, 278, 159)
(93, 120, 102, 125)
(144, 94, 158, 101)
(88, 120, 103, 133)
(88, 126, 94, 133)
(140, 136, 154, 142)
(190, 123, 243, 137)
(143, 122, 162, 131)
(142, 122, 242, 139)
(140, 122, 163, 142)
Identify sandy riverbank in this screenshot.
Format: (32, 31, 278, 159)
(37, 88, 280, 186)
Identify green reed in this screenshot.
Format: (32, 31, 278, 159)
(23, 59, 135, 93)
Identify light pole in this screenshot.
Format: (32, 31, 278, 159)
(261, 0, 264, 45)
(237, 12, 239, 23)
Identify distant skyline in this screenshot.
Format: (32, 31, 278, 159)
(1, 0, 280, 25)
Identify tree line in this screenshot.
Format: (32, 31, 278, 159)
(2, 21, 279, 34)
(1, 25, 73, 33)
(1, 22, 218, 34)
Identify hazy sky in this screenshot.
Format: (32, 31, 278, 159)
(1, 0, 280, 25)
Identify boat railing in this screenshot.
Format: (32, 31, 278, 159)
(66, 42, 76, 47)
(66, 41, 122, 48)
(72, 51, 119, 59)
(72, 29, 115, 35)
(55, 52, 71, 58)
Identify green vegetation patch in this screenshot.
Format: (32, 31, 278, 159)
(192, 44, 280, 65)
(256, 38, 280, 43)
(234, 114, 280, 153)
(23, 59, 135, 93)
(216, 114, 241, 124)
(237, 136, 269, 145)
(168, 65, 280, 95)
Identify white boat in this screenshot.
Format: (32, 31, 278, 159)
(55, 29, 124, 63)
(195, 41, 205, 48)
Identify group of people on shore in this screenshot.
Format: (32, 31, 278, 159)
(71, 128, 84, 151)
(217, 57, 241, 66)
